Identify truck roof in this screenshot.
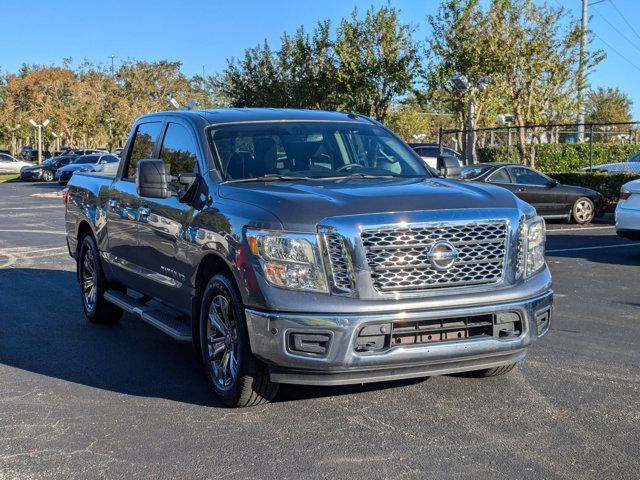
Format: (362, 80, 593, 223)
(137, 108, 377, 126)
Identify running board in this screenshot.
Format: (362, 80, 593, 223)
(104, 290, 191, 342)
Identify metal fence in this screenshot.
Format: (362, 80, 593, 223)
(437, 121, 640, 169)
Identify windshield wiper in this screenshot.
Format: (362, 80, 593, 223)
(225, 174, 314, 183)
(317, 173, 399, 180)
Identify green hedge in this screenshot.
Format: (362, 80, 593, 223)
(547, 172, 640, 205)
(477, 143, 640, 173)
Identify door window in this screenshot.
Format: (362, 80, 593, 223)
(160, 123, 199, 190)
(508, 166, 549, 186)
(126, 122, 162, 179)
(486, 168, 512, 183)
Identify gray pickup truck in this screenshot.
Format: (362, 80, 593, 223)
(65, 109, 553, 407)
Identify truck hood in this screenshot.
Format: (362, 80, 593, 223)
(219, 177, 521, 230)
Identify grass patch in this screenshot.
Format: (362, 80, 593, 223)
(0, 174, 20, 183)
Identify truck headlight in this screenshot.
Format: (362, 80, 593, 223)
(522, 216, 546, 278)
(246, 229, 328, 293)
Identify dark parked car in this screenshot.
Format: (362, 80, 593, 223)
(461, 163, 602, 224)
(56, 153, 120, 185)
(20, 155, 75, 182)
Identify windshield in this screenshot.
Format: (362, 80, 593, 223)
(461, 165, 493, 179)
(209, 122, 429, 181)
(72, 155, 99, 164)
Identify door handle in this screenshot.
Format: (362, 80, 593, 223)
(139, 206, 151, 218)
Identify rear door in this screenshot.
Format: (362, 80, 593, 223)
(105, 120, 163, 288)
(134, 120, 202, 309)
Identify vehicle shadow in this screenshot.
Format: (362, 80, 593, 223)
(0, 268, 422, 407)
(0, 268, 222, 408)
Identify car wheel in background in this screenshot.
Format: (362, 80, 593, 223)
(42, 170, 54, 182)
(572, 197, 595, 224)
(78, 234, 123, 324)
(199, 273, 279, 407)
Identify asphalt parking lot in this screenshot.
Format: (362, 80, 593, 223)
(1, 181, 639, 480)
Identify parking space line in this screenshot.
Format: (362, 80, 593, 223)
(0, 229, 66, 235)
(547, 225, 614, 233)
(547, 243, 640, 253)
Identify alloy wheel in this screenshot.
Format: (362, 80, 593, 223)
(206, 295, 239, 388)
(81, 247, 97, 312)
(575, 199, 594, 223)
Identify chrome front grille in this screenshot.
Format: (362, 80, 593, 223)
(361, 221, 508, 292)
(324, 233, 353, 292)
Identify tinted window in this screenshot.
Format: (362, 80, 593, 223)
(461, 165, 493, 179)
(509, 166, 549, 186)
(160, 123, 198, 174)
(415, 147, 439, 158)
(211, 122, 428, 180)
(0, 154, 13, 162)
(486, 168, 511, 183)
(126, 122, 162, 179)
(101, 155, 119, 163)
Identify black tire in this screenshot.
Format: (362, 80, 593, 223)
(42, 170, 54, 182)
(78, 235, 123, 324)
(572, 197, 595, 224)
(199, 273, 278, 407)
(461, 362, 518, 378)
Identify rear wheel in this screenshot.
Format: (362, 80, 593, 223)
(461, 363, 518, 378)
(199, 273, 278, 407)
(572, 197, 595, 224)
(78, 235, 123, 324)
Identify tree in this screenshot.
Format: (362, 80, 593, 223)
(586, 87, 633, 125)
(425, 0, 604, 167)
(335, 6, 421, 121)
(217, 21, 337, 109)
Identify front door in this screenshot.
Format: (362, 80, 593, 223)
(506, 166, 565, 216)
(134, 120, 202, 312)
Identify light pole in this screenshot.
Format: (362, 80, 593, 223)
(451, 75, 490, 165)
(29, 118, 50, 164)
(51, 132, 61, 152)
(10, 125, 21, 156)
(497, 114, 514, 162)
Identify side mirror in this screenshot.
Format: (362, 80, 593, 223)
(136, 159, 171, 198)
(548, 179, 559, 187)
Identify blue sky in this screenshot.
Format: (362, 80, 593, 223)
(2, 0, 640, 117)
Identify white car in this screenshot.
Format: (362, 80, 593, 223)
(0, 153, 35, 174)
(615, 179, 640, 240)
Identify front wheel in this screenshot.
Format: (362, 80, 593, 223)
(42, 170, 54, 182)
(199, 273, 278, 407)
(461, 363, 518, 378)
(572, 197, 595, 224)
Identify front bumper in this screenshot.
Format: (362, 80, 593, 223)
(246, 289, 553, 385)
(20, 170, 42, 181)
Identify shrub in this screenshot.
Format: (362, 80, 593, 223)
(547, 172, 640, 204)
(477, 143, 640, 173)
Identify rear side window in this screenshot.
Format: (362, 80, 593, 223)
(126, 122, 162, 179)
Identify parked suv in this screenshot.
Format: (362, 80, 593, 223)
(65, 109, 553, 407)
